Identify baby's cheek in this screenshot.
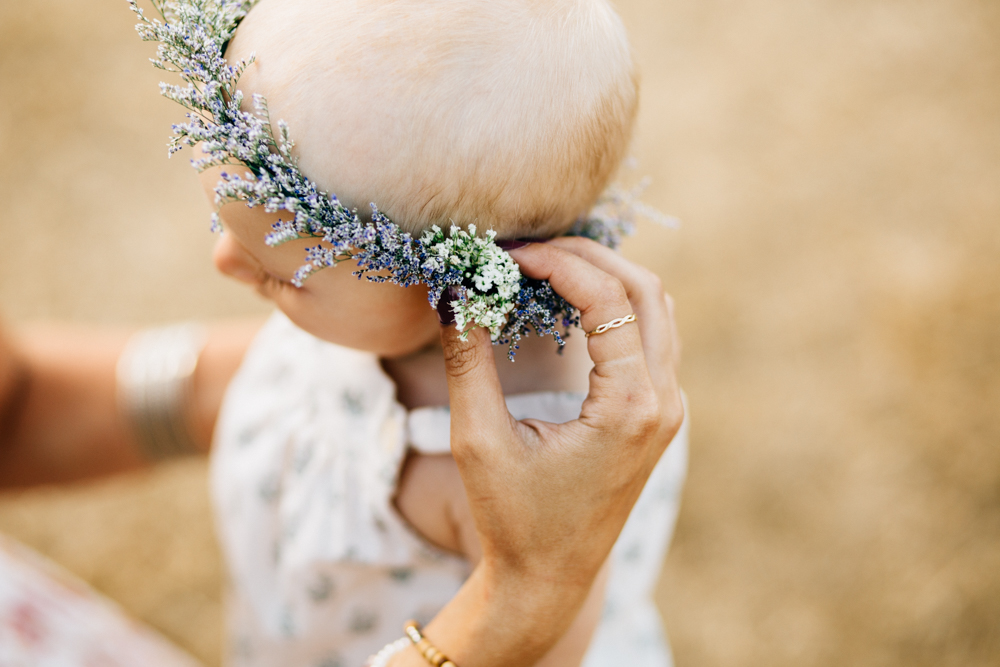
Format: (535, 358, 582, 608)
(213, 234, 266, 287)
(268, 285, 347, 344)
(271, 281, 439, 357)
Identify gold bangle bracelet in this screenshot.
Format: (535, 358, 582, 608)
(403, 620, 458, 667)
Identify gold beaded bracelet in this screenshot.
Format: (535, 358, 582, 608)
(403, 620, 458, 667)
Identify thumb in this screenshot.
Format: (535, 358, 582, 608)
(439, 324, 512, 449)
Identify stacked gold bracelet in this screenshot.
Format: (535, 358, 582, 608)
(403, 620, 458, 667)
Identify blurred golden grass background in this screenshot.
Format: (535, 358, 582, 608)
(1, 0, 998, 665)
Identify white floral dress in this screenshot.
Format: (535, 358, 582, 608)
(213, 313, 688, 667)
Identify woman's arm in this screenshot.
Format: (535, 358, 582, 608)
(0, 320, 260, 488)
(0, 324, 137, 487)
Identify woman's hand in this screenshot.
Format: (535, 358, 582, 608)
(399, 238, 683, 667)
(444, 237, 683, 588)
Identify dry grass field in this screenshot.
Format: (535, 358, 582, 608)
(1, 0, 998, 665)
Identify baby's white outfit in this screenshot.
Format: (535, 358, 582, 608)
(213, 313, 688, 667)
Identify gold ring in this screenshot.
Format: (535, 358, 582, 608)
(585, 313, 637, 338)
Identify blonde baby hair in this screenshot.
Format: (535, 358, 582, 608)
(227, 0, 638, 238)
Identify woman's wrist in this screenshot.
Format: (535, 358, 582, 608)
(391, 561, 594, 667)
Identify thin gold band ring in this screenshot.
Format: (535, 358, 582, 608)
(585, 313, 637, 338)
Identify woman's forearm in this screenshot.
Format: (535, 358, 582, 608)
(0, 326, 139, 487)
(0, 321, 260, 489)
(390, 562, 596, 667)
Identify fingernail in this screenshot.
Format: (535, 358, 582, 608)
(496, 238, 544, 250)
(437, 286, 458, 326)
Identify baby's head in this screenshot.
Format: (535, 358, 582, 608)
(205, 0, 637, 355)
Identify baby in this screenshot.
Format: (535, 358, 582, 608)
(189, 0, 689, 665)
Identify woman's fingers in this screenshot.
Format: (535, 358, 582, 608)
(439, 323, 516, 459)
(506, 243, 657, 429)
(507, 244, 642, 361)
(543, 237, 680, 395)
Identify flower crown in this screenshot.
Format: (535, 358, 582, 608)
(131, 0, 670, 359)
